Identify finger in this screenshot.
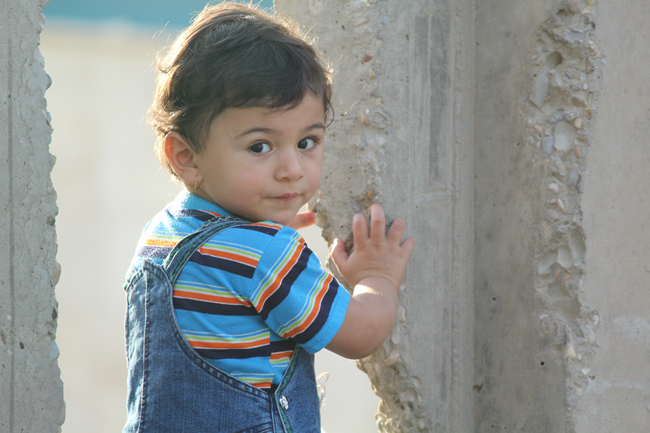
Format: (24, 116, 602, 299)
(330, 239, 349, 271)
(352, 213, 369, 247)
(386, 217, 407, 245)
(400, 236, 416, 256)
(288, 211, 316, 230)
(368, 204, 386, 242)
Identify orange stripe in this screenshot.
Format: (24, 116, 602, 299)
(144, 238, 178, 247)
(198, 247, 259, 267)
(203, 210, 223, 218)
(256, 243, 304, 308)
(251, 382, 273, 389)
(188, 339, 268, 350)
(270, 350, 293, 361)
(173, 289, 252, 306)
(284, 274, 332, 338)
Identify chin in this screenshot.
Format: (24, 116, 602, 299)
(273, 217, 294, 227)
(249, 206, 302, 226)
(270, 212, 298, 227)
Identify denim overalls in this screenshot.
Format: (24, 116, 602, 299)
(123, 218, 321, 433)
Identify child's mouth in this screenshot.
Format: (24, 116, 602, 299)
(273, 193, 299, 201)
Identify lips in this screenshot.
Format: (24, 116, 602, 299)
(273, 193, 299, 200)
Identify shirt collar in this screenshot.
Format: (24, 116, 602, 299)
(175, 190, 236, 218)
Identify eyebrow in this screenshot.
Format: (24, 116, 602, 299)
(236, 122, 326, 139)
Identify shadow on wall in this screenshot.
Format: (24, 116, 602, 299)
(41, 18, 379, 433)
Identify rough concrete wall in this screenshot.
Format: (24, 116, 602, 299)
(276, 0, 476, 431)
(576, 0, 650, 430)
(474, 0, 603, 431)
(279, 0, 648, 431)
(0, 0, 64, 432)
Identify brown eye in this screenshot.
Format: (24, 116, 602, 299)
(298, 138, 316, 150)
(249, 142, 271, 154)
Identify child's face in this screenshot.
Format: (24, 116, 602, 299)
(193, 92, 325, 226)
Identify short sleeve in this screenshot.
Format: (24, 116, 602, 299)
(247, 226, 350, 354)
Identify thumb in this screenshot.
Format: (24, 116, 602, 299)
(287, 211, 316, 230)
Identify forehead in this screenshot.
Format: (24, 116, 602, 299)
(209, 92, 326, 135)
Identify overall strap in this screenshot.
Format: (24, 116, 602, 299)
(162, 216, 247, 287)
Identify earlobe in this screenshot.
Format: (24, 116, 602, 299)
(164, 132, 200, 185)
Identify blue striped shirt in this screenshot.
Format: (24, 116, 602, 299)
(126, 191, 350, 390)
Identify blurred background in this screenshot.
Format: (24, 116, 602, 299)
(41, 1, 379, 431)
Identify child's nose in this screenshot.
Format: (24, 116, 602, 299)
(275, 150, 304, 181)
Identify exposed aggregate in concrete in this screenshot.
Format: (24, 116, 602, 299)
(309, 0, 392, 251)
(295, 1, 433, 430)
(523, 0, 602, 429)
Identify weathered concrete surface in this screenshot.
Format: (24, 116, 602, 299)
(577, 0, 650, 430)
(276, 0, 476, 431)
(278, 0, 650, 432)
(0, 0, 64, 431)
(474, 1, 602, 430)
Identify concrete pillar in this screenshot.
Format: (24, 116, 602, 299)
(277, 0, 650, 432)
(0, 0, 64, 432)
(577, 0, 650, 429)
(276, 0, 476, 430)
(472, 1, 590, 430)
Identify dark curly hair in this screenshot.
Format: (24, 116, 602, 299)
(150, 2, 333, 177)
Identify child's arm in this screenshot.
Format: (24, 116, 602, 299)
(326, 204, 415, 359)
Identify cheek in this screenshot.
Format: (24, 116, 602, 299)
(237, 166, 269, 188)
(212, 162, 258, 194)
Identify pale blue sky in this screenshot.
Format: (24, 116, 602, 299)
(44, 0, 274, 32)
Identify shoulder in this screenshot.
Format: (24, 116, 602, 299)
(207, 220, 304, 251)
(193, 220, 303, 278)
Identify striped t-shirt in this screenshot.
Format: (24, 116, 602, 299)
(126, 191, 350, 391)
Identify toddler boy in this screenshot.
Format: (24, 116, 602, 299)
(123, 3, 414, 432)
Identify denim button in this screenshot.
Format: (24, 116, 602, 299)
(279, 395, 289, 410)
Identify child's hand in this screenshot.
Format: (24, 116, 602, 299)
(331, 204, 414, 290)
(326, 204, 414, 359)
(286, 211, 316, 230)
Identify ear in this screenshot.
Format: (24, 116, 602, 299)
(164, 132, 200, 186)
